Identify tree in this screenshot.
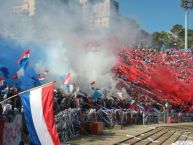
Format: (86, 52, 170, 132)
(188, 29, 193, 48)
(171, 24, 183, 36)
(151, 31, 176, 49)
(151, 24, 193, 49)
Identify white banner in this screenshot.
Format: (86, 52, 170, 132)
(3, 115, 22, 145)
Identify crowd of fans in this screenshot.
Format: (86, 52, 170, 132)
(113, 46, 193, 112)
(0, 84, 21, 121)
(1, 47, 193, 126)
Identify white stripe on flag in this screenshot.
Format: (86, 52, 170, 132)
(30, 88, 54, 145)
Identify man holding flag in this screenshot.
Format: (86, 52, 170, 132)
(13, 49, 41, 90)
(62, 72, 73, 96)
(12, 50, 60, 144)
(90, 81, 103, 102)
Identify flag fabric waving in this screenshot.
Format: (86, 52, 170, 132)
(0, 77, 4, 86)
(17, 49, 30, 66)
(43, 70, 49, 75)
(20, 64, 41, 90)
(62, 72, 71, 85)
(37, 70, 49, 81)
(89, 82, 103, 101)
(12, 67, 25, 79)
(136, 104, 145, 111)
(0, 66, 9, 78)
(92, 89, 103, 101)
(37, 75, 46, 81)
(21, 83, 60, 145)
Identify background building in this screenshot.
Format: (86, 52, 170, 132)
(80, 0, 119, 29)
(13, 0, 71, 16)
(13, 0, 36, 16)
(12, 0, 120, 29)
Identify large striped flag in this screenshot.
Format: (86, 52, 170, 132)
(21, 83, 60, 145)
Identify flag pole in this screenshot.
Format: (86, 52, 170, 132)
(0, 81, 56, 104)
(117, 78, 164, 104)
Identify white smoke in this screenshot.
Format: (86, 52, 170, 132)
(0, 0, 150, 91)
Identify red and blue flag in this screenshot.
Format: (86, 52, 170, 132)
(21, 83, 60, 145)
(0, 77, 4, 86)
(17, 49, 30, 67)
(62, 72, 71, 85)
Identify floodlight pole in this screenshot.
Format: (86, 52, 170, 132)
(180, 0, 192, 51)
(185, 9, 188, 51)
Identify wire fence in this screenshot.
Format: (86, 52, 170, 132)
(2, 108, 193, 144)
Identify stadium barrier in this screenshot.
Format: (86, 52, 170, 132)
(0, 114, 22, 145)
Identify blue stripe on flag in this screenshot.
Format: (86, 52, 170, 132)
(21, 92, 41, 145)
(19, 57, 29, 67)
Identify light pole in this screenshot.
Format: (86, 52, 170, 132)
(180, 0, 193, 51)
(157, 102, 166, 123)
(165, 103, 168, 123)
(185, 9, 188, 51)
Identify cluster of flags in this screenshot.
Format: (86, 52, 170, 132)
(11, 50, 41, 90)
(0, 47, 83, 145)
(0, 49, 62, 144)
(9, 49, 50, 91)
(17, 49, 62, 144)
(0, 50, 74, 92)
(1, 48, 73, 89)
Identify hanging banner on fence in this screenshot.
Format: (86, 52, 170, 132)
(0, 120, 4, 145)
(2, 115, 22, 145)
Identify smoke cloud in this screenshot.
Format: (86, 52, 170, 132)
(0, 0, 149, 91)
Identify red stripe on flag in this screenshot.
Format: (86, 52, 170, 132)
(0, 77, 4, 86)
(44, 70, 49, 74)
(41, 83, 60, 145)
(38, 75, 46, 81)
(62, 73, 71, 84)
(17, 49, 30, 63)
(0, 77, 3, 81)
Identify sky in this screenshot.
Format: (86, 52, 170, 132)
(118, 0, 193, 33)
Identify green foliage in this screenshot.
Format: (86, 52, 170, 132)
(151, 24, 193, 49)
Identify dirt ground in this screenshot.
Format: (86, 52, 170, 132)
(66, 123, 192, 145)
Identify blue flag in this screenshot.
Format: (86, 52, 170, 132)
(19, 63, 41, 90)
(90, 86, 103, 101)
(0, 66, 9, 78)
